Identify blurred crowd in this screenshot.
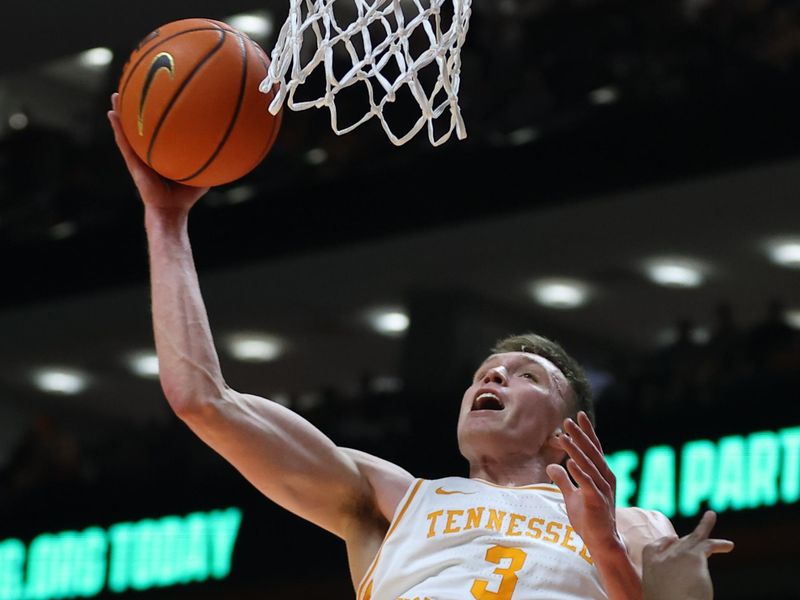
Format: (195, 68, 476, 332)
(597, 299, 800, 442)
(2, 298, 799, 515)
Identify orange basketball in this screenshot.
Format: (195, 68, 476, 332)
(117, 18, 282, 187)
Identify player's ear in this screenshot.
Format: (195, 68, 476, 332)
(546, 427, 564, 452)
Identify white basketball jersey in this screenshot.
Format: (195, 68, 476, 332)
(357, 477, 608, 600)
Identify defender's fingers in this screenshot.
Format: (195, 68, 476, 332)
(642, 535, 679, 560)
(703, 539, 734, 556)
(690, 510, 718, 542)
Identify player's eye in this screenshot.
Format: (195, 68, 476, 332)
(521, 372, 537, 381)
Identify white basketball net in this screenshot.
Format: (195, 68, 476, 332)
(261, 0, 473, 146)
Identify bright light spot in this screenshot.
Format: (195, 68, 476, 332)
(644, 258, 706, 288)
(692, 326, 710, 344)
(369, 376, 403, 394)
(226, 12, 273, 39)
(8, 112, 28, 130)
(786, 309, 800, 330)
(765, 238, 800, 268)
(270, 393, 292, 407)
(33, 368, 89, 394)
(49, 221, 77, 240)
(508, 127, 539, 146)
(368, 309, 410, 335)
(304, 148, 328, 165)
(225, 185, 257, 205)
(655, 328, 677, 347)
(127, 351, 159, 378)
(655, 325, 709, 346)
(296, 391, 322, 412)
(590, 86, 619, 105)
(529, 278, 591, 309)
(79, 47, 114, 68)
(225, 333, 284, 362)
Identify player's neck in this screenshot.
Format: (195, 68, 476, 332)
(467, 455, 552, 487)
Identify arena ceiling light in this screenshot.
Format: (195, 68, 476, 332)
(225, 12, 273, 40)
(508, 127, 539, 146)
(304, 148, 329, 165)
(643, 257, 707, 288)
(32, 368, 89, 395)
(654, 325, 709, 347)
(225, 333, 284, 362)
(79, 47, 114, 68)
(367, 308, 410, 336)
(528, 278, 591, 309)
(225, 184, 257, 205)
(126, 351, 160, 378)
(8, 112, 28, 130)
(589, 85, 619, 105)
(786, 309, 800, 330)
(764, 237, 800, 268)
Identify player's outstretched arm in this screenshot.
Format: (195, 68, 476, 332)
(642, 511, 733, 600)
(108, 95, 413, 541)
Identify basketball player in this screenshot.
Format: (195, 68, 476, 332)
(108, 93, 732, 600)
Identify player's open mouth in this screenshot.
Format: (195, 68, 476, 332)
(471, 392, 505, 411)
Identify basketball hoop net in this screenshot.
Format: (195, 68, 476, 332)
(261, 0, 473, 146)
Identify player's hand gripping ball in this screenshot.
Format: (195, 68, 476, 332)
(117, 18, 282, 187)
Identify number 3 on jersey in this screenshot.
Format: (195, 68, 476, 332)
(471, 545, 528, 600)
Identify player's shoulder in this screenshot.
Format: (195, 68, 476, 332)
(616, 505, 677, 539)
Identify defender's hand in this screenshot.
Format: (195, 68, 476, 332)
(642, 511, 734, 600)
(546, 411, 620, 556)
(107, 93, 208, 211)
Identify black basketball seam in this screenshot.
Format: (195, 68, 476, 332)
(146, 30, 227, 166)
(119, 26, 251, 98)
(174, 31, 250, 184)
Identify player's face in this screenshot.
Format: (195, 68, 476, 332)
(457, 352, 570, 461)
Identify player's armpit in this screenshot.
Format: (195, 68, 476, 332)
(178, 390, 386, 540)
(617, 507, 678, 575)
(340, 448, 416, 523)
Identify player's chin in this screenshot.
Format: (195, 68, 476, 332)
(466, 408, 507, 420)
(460, 410, 507, 433)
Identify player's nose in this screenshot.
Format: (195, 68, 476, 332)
(483, 367, 507, 385)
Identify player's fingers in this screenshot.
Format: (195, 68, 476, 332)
(703, 538, 734, 556)
(107, 110, 131, 154)
(563, 419, 615, 490)
(558, 434, 611, 497)
(111, 92, 120, 113)
(563, 419, 603, 464)
(566, 459, 603, 499)
(107, 110, 148, 172)
(546, 464, 577, 497)
(577, 411, 605, 454)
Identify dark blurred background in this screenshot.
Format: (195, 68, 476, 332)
(1, 0, 799, 598)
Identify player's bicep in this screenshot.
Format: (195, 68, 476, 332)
(180, 390, 372, 538)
